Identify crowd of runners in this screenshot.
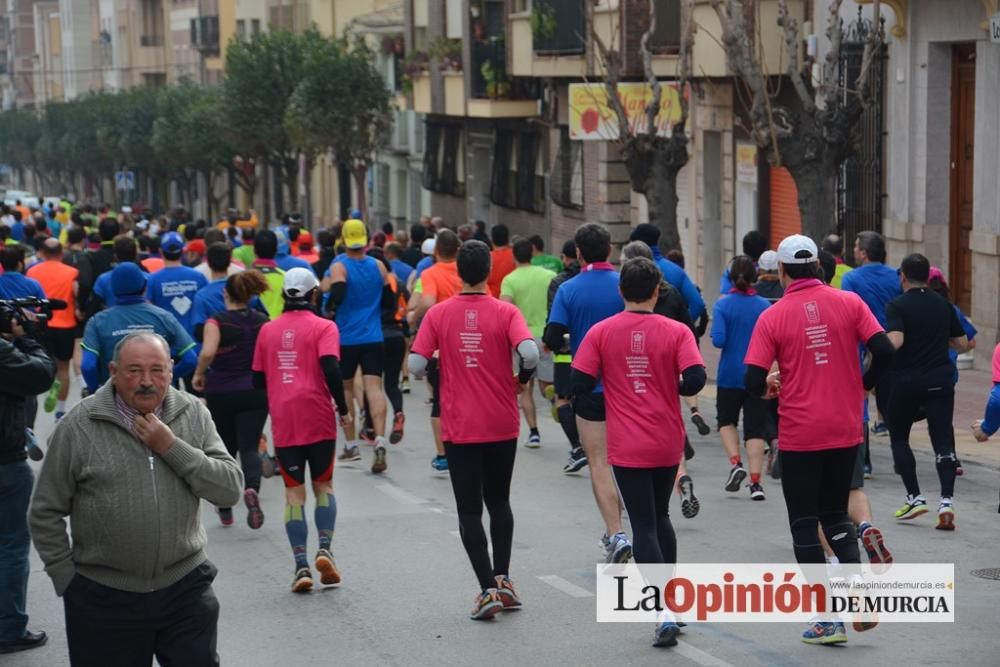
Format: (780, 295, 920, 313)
(3, 198, 999, 654)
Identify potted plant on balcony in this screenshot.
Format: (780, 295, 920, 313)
(480, 59, 511, 100)
(530, 2, 557, 42)
(429, 37, 463, 72)
(400, 51, 429, 94)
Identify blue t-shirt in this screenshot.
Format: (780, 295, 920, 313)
(841, 263, 901, 327)
(414, 255, 434, 279)
(10, 222, 24, 241)
(275, 254, 313, 273)
(650, 248, 705, 320)
(191, 279, 227, 332)
(334, 255, 384, 346)
(948, 305, 977, 384)
(146, 265, 207, 335)
(92, 271, 117, 307)
(0, 272, 46, 300)
(548, 266, 623, 357)
(710, 291, 771, 388)
(82, 302, 196, 387)
(391, 259, 414, 286)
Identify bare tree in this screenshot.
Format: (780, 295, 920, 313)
(710, 0, 882, 240)
(593, 0, 695, 254)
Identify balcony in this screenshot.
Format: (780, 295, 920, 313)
(191, 16, 220, 54)
(510, 1, 616, 78)
(469, 38, 539, 118)
(411, 70, 465, 117)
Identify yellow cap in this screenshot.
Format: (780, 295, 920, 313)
(342, 219, 368, 249)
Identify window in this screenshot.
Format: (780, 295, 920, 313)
(422, 121, 465, 197)
(251, 19, 261, 35)
(533, 0, 585, 55)
(651, 0, 681, 53)
(491, 129, 545, 213)
(236, 19, 245, 38)
(551, 127, 583, 209)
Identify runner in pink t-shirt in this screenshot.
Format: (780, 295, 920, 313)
(409, 240, 538, 621)
(251, 268, 351, 594)
(572, 257, 706, 648)
(743, 236, 895, 646)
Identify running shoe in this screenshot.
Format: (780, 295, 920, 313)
(801, 621, 847, 645)
(244, 488, 264, 530)
(338, 445, 362, 462)
(955, 459, 964, 477)
(860, 525, 893, 565)
(936, 500, 955, 531)
(54, 411, 65, 422)
(217, 507, 234, 526)
(470, 589, 503, 620)
(894, 495, 929, 521)
(724, 464, 747, 492)
(678, 475, 700, 519)
(871, 422, 889, 437)
(43, 380, 61, 413)
(260, 451, 277, 479)
(431, 454, 449, 473)
(864, 464, 873, 480)
(562, 447, 588, 474)
(749, 482, 765, 501)
(25, 428, 43, 462)
(525, 433, 541, 449)
(401, 378, 411, 394)
(606, 532, 633, 564)
(291, 567, 313, 593)
(684, 437, 695, 460)
(494, 575, 523, 609)
(542, 385, 556, 402)
(691, 410, 711, 436)
(360, 427, 375, 444)
(315, 548, 342, 586)
(652, 621, 680, 647)
(371, 441, 388, 474)
(389, 412, 405, 444)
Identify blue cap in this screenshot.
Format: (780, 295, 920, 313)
(160, 231, 184, 254)
(350, 209, 362, 220)
(111, 262, 147, 297)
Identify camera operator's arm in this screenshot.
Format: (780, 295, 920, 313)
(0, 323, 56, 396)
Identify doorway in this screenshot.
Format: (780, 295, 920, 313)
(949, 43, 975, 314)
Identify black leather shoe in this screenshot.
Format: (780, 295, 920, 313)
(0, 630, 48, 654)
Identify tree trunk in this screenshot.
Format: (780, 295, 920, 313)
(262, 164, 271, 226)
(622, 131, 689, 253)
(352, 164, 369, 224)
(787, 159, 837, 242)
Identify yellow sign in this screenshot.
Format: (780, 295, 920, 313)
(569, 82, 684, 141)
(736, 143, 758, 184)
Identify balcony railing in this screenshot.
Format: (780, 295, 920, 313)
(532, 0, 585, 55)
(472, 38, 540, 102)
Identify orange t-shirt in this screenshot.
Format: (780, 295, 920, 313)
(26, 259, 78, 329)
(142, 257, 165, 273)
(488, 246, 515, 297)
(421, 261, 462, 304)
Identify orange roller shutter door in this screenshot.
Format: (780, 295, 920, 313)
(768, 166, 801, 248)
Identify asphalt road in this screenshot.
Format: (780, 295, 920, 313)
(9, 377, 1000, 667)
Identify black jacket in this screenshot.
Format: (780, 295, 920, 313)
(0, 336, 56, 464)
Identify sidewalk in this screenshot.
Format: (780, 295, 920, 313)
(698, 342, 1000, 471)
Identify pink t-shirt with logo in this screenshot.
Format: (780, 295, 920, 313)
(744, 279, 883, 452)
(572, 311, 704, 468)
(411, 294, 532, 444)
(992, 343, 1000, 383)
(252, 310, 341, 448)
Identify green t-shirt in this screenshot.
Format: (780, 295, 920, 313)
(531, 254, 563, 274)
(500, 264, 556, 337)
(233, 244, 257, 269)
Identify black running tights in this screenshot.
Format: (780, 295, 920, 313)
(205, 390, 268, 496)
(382, 335, 405, 414)
(444, 440, 517, 591)
(612, 465, 679, 564)
(780, 445, 860, 565)
(887, 384, 956, 499)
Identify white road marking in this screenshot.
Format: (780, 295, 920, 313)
(374, 482, 425, 506)
(674, 640, 736, 667)
(537, 575, 594, 598)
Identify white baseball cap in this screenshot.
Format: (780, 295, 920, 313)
(776, 235, 818, 265)
(758, 250, 779, 272)
(282, 267, 319, 298)
(421, 238, 436, 255)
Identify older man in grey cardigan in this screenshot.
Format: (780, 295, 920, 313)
(30, 331, 243, 667)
